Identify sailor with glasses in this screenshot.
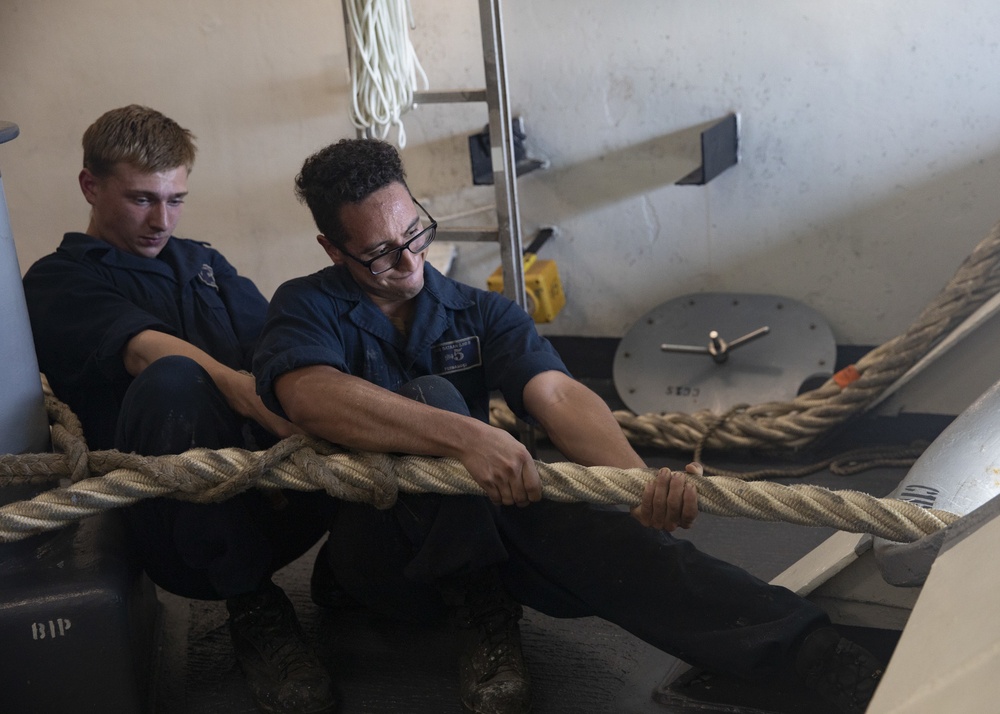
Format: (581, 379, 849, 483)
(253, 138, 883, 714)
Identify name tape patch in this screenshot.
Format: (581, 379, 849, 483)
(431, 336, 482, 374)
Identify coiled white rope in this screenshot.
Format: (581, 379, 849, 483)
(345, 0, 428, 147)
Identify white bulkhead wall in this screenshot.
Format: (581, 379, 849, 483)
(3, 0, 1000, 354)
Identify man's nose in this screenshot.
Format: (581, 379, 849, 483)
(398, 245, 421, 270)
(148, 202, 169, 231)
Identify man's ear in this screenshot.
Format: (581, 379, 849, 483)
(79, 169, 101, 206)
(317, 235, 343, 264)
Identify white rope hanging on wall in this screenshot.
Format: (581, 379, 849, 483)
(345, 0, 428, 148)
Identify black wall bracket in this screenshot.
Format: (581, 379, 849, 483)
(469, 116, 548, 186)
(0, 122, 19, 146)
(676, 113, 739, 186)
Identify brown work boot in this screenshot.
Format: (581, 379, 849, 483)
(227, 581, 337, 714)
(796, 627, 884, 714)
(447, 570, 532, 714)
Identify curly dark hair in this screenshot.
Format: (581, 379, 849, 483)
(295, 138, 408, 245)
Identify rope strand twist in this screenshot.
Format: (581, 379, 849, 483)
(0, 394, 959, 545)
(6, 220, 1000, 547)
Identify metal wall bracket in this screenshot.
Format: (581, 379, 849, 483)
(468, 116, 548, 186)
(0, 122, 18, 146)
(676, 113, 739, 186)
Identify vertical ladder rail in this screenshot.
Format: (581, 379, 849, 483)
(478, 0, 527, 312)
(340, 0, 534, 453)
(478, 0, 535, 455)
(341, 0, 528, 313)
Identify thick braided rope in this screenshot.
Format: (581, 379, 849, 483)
(491, 220, 1000, 452)
(6, 223, 995, 546)
(0, 397, 957, 543)
(0, 437, 957, 544)
(698, 442, 929, 482)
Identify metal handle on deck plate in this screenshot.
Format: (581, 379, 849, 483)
(660, 326, 770, 364)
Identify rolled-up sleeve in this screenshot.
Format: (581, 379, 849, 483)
(23, 255, 173, 386)
(253, 277, 349, 419)
(478, 294, 570, 420)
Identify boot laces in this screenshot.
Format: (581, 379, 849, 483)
(232, 596, 318, 679)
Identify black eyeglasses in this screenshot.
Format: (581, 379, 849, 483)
(340, 199, 437, 275)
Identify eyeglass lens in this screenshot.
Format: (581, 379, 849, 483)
(368, 223, 436, 274)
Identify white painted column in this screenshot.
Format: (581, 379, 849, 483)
(0, 122, 50, 460)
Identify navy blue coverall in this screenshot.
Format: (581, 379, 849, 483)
(253, 262, 829, 680)
(23, 233, 330, 599)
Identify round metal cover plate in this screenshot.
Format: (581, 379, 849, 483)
(613, 293, 836, 415)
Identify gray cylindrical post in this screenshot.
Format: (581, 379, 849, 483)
(0, 121, 50, 462)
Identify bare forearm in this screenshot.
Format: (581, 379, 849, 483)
(541, 397, 645, 469)
(524, 372, 644, 469)
(123, 330, 295, 437)
(123, 329, 230, 381)
(274, 365, 486, 458)
(523, 371, 698, 530)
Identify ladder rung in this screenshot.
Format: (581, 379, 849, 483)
(413, 90, 487, 105)
(437, 227, 500, 243)
(0, 122, 19, 145)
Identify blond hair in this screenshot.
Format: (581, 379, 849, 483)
(82, 105, 196, 177)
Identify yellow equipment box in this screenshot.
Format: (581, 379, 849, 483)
(487, 253, 566, 323)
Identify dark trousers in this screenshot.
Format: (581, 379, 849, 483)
(116, 356, 332, 600)
(323, 375, 829, 680)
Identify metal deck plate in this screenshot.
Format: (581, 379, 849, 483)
(613, 293, 835, 415)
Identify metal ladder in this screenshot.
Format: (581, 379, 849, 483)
(342, 0, 528, 313)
